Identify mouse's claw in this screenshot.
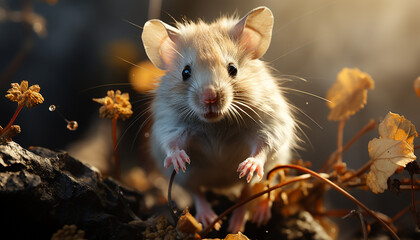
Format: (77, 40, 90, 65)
(164, 150, 190, 173)
(237, 157, 264, 183)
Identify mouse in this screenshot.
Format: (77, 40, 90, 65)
(141, 6, 296, 233)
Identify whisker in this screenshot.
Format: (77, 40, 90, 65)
(289, 104, 323, 129)
(116, 56, 162, 76)
(122, 18, 143, 29)
(130, 114, 153, 151)
(117, 107, 152, 149)
(281, 87, 331, 103)
(270, 37, 319, 63)
(80, 83, 133, 93)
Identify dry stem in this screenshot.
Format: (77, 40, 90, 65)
(0, 104, 24, 135)
(112, 117, 120, 180)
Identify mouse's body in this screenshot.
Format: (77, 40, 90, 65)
(142, 6, 296, 232)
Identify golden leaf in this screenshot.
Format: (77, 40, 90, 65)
(129, 60, 164, 93)
(378, 112, 418, 145)
(366, 138, 416, 193)
(92, 90, 133, 120)
(326, 68, 374, 121)
(224, 232, 250, 240)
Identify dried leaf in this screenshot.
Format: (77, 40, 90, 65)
(326, 68, 374, 121)
(224, 232, 250, 240)
(367, 138, 416, 193)
(378, 112, 417, 145)
(177, 208, 203, 234)
(93, 90, 133, 120)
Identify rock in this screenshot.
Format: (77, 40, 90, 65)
(0, 141, 147, 240)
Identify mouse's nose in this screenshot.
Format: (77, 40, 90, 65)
(201, 87, 218, 105)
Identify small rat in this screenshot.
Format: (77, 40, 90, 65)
(142, 6, 296, 233)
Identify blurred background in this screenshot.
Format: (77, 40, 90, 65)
(1, 0, 420, 238)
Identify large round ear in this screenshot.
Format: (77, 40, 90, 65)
(230, 7, 274, 59)
(141, 20, 180, 70)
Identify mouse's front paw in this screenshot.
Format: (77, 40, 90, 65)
(237, 157, 264, 183)
(163, 150, 190, 173)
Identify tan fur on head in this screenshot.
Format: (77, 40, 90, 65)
(141, 6, 274, 70)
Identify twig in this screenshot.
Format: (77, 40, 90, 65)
(410, 172, 419, 229)
(336, 119, 346, 164)
(320, 119, 377, 172)
(0, 104, 24, 135)
(199, 174, 311, 237)
(341, 159, 373, 183)
(112, 117, 120, 180)
(266, 165, 400, 240)
(343, 210, 368, 240)
(391, 200, 420, 222)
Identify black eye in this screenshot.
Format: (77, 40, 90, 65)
(227, 63, 237, 77)
(182, 65, 192, 81)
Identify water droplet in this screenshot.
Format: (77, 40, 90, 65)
(67, 121, 78, 131)
(49, 105, 56, 111)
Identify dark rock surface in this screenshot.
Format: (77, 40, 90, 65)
(0, 142, 147, 240)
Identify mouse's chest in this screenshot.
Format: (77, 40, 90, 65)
(185, 130, 251, 165)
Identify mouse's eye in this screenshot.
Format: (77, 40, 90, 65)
(182, 65, 192, 81)
(227, 63, 237, 77)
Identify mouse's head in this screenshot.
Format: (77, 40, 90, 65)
(142, 7, 274, 123)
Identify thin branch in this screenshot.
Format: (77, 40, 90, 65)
(410, 173, 419, 229)
(343, 210, 368, 240)
(341, 159, 373, 183)
(0, 104, 24, 135)
(199, 174, 311, 237)
(392, 200, 420, 222)
(336, 119, 346, 164)
(265, 165, 400, 240)
(320, 119, 377, 173)
(112, 117, 120, 180)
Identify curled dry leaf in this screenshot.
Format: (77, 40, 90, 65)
(367, 138, 416, 193)
(326, 68, 374, 121)
(5, 80, 44, 108)
(93, 90, 133, 120)
(366, 112, 417, 193)
(378, 112, 417, 144)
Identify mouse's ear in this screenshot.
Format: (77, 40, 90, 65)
(142, 20, 180, 70)
(230, 6, 274, 59)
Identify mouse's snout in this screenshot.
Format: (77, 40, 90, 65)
(200, 87, 218, 105)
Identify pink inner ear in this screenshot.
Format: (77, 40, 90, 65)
(239, 28, 262, 59)
(159, 36, 177, 69)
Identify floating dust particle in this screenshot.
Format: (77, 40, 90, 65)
(144, 132, 150, 138)
(67, 121, 78, 131)
(305, 101, 309, 105)
(49, 105, 56, 111)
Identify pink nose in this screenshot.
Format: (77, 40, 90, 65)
(201, 88, 218, 104)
